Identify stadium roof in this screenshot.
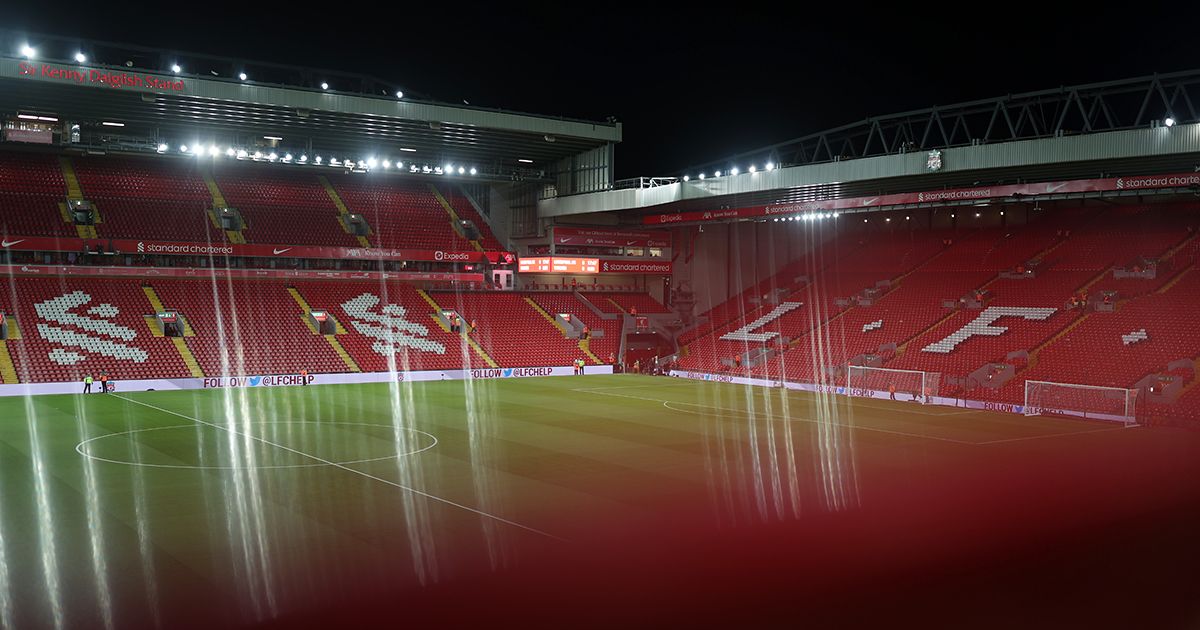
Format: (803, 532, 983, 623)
(0, 31, 620, 177)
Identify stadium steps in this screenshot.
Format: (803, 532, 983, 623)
(58, 158, 100, 239)
(143, 316, 164, 337)
(524, 297, 570, 336)
(202, 171, 246, 244)
(605, 298, 627, 314)
(58, 156, 84, 200)
(142, 286, 205, 377)
(4, 316, 20, 340)
(895, 308, 961, 357)
(1155, 265, 1194, 295)
(286, 287, 360, 372)
(0, 341, 17, 383)
(417, 289, 498, 368)
(428, 184, 484, 252)
(317, 176, 372, 248)
(577, 337, 601, 364)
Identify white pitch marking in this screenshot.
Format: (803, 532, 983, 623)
(658, 401, 980, 445)
(75, 422, 439, 470)
(974, 425, 1134, 445)
(111, 394, 568, 543)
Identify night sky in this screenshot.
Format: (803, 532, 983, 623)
(8, 2, 1200, 179)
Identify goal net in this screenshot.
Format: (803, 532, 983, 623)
(1023, 380, 1138, 425)
(846, 366, 941, 403)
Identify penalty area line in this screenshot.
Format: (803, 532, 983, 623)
(110, 394, 569, 543)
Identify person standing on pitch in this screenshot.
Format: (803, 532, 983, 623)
(99, 372, 109, 394)
(83, 374, 93, 394)
(300, 369, 309, 386)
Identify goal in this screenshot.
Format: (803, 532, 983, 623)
(846, 366, 940, 403)
(1023, 380, 1138, 425)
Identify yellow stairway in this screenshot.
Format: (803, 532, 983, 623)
(142, 286, 204, 377)
(523, 297, 600, 363)
(428, 184, 485, 252)
(318, 176, 372, 248)
(417, 289, 498, 368)
(287, 287, 359, 372)
(58, 157, 100, 238)
(202, 172, 246, 244)
(0, 341, 18, 383)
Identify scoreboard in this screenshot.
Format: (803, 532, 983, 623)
(518, 257, 600, 274)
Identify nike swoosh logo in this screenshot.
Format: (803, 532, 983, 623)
(1046, 183, 1066, 193)
(0, 239, 25, 247)
(272, 248, 292, 255)
(559, 238, 572, 243)
(862, 197, 880, 206)
(626, 240, 637, 245)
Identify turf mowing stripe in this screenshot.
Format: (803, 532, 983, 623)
(110, 394, 569, 543)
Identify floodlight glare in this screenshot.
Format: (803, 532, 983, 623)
(157, 143, 168, 153)
(730, 167, 739, 175)
(765, 162, 775, 171)
(396, 90, 404, 99)
(683, 175, 690, 182)
(238, 72, 247, 81)
(748, 165, 756, 173)
(74, 52, 86, 63)
(20, 45, 35, 58)
(469, 167, 477, 175)
(171, 64, 181, 73)
(320, 82, 329, 90)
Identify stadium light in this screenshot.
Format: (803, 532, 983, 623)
(283, 153, 293, 162)
(320, 82, 329, 90)
(330, 158, 340, 166)
(730, 167, 739, 176)
(74, 52, 87, 63)
(765, 162, 775, 171)
(225, 147, 235, 157)
(950, 213, 956, 218)
(1000, 210, 1005, 216)
(252, 151, 262, 159)
(698, 173, 705, 180)
(171, 64, 181, 74)
(298, 154, 307, 162)
(444, 163, 453, 173)
(238, 72, 247, 81)
(400, 147, 416, 152)
(518, 159, 534, 164)
(975, 212, 981, 218)
(458, 166, 465, 174)
(713, 171, 721, 177)
(101, 121, 124, 127)
(20, 45, 35, 58)
(236, 149, 248, 159)
(683, 175, 690, 182)
(396, 90, 404, 99)
(1165, 117, 1176, 127)
(156, 143, 168, 153)
(179, 144, 189, 153)
(886, 217, 891, 222)
(748, 165, 756, 173)
(367, 158, 378, 168)
(314, 156, 322, 164)
(208, 145, 219, 156)
(382, 159, 391, 169)
(906, 216, 911, 220)
(469, 167, 477, 175)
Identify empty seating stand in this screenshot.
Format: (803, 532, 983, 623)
(72, 155, 219, 242)
(0, 152, 75, 237)
(214, 167, 359, 246)
(5, 277, 191, 382)
(151, 279, 346, 376)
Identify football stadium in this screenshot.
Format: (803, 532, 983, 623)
(1, 22, 1200, 629)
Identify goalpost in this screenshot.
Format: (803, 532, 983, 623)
(846, 366, 941, 403)
(1023, 380, 1138, 425)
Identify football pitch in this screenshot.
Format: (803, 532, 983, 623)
(2, 374, 1199, 628)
